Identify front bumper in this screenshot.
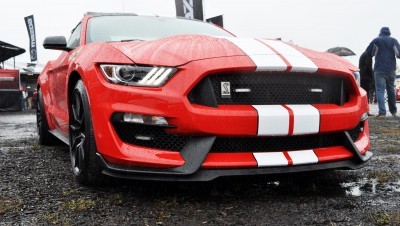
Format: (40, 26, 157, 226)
(83, 57, 371, 180)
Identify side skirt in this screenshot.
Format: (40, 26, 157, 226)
(49, 129, 69, 145)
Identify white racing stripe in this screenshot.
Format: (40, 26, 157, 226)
(222, 37, 287, 71)
(253, 105, 289, 136)
(286, 105, 320, 135)
(253, 104, 320, 136)
(253, 150, 319, 167)
(287, 150, 319, 165)
(258, 39, 318, 73)
(253, 152, 288, 167)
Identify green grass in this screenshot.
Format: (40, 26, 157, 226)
(0, 198, 21, 214)
(368, 211, 400, 226)
(62, 198, 96, 212)
(42, 213, 71, 225)
(366, 170, 398, 183)
(32, 143, 42, 151)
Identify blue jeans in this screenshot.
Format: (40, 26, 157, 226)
(374, 71, 397, 115)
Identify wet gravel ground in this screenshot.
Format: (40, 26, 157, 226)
(0, 110, 399, 225)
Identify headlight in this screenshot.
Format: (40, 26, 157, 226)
(100, 64, 177, 87)
(353, 71, 360, 87)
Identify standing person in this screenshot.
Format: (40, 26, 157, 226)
(359, 51, 374, 115)
(366, 27, 400, 117)
(27, 86, 33, 110)
(21, 87, 28, 110)
(32, 88, 38, 109)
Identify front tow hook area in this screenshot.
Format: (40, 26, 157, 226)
(343, 131, 373, 163)
(97, 136, 216, 176)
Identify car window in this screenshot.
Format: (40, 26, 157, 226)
(86, 16, 233, 43)
(67, 23, 82, 49)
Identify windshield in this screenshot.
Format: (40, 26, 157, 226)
(86, 16, 233, 43)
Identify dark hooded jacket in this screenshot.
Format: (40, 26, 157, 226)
(366, 27, 400, 72)
(359, 51, 373, 80)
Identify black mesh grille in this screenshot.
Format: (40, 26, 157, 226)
(113, 121, 362, 153)
(113, 122, 189, 151)
(210, 124, 362, 153)
(348, 123, 362, 142)
(188, 72, 348, 106)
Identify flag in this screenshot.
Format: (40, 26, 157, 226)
(206, 15, 224, 27)
(175, 0, 204, 20)
(24, 15, 37, 62)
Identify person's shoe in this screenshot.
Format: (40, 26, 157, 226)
(376, 114, 385, 118)
(392, 113, 397, 117)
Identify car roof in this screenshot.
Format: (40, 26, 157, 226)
(84, 12, 206, 23)
(85, 12, 138, 17)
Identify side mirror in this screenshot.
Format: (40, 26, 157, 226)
(43, 36, 72, 51)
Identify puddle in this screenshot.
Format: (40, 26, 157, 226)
(369, 135, 378, 139)
(0, 113, 36, 140)
(341, 178, 400, 197)
(265, 181, 280, 187)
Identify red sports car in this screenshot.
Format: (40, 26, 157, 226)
(37, 12, 372, 185)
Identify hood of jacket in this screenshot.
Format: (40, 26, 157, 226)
(379, 27, 391, 36)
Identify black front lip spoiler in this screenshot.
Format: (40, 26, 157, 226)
(96, 131, 373, 182)
(97, 152, 372, 182)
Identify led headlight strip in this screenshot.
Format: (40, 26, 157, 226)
(100, 64, 177, 87)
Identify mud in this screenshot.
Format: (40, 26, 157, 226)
(0, 110, 399, 225)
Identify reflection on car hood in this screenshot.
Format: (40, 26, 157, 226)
(109, 34, 356, 72)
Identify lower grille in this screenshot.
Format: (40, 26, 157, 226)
(210, 124, 362, 153)
(113, 122, 362, 153)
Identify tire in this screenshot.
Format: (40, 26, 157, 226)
(69, 80, 104, 185)
(37, 88, 54, 145)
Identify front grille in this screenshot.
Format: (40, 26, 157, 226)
(188, 72, 348, 106)
(113, 122, 189, 151)
(113, 121, 362, 153)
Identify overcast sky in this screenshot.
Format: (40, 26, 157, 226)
(2, 0, 400, 66)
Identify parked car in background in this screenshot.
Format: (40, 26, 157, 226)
(396, 75, 400, 100)
(36, 12, 372, 185)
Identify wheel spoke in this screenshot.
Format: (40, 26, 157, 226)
(70, 124, 81, 132)
(71, 133, 85, 174)
(72, 92, 83, 125)
(77, 141, 85, 170)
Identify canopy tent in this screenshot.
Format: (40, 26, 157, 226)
(0, 40, 26, 63)
(0, 41, 26, 111)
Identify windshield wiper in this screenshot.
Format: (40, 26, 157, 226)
(120, 39, 145, 42)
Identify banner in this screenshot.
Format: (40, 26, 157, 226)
(0, 69, 20, 90)
(175, 0, 204, 20)
(206, 15, 224, 27)
(24, 15, 37, 62)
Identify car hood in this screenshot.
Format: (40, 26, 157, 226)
(109, 34, 357, 72)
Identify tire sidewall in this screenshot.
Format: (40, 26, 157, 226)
(70, 80, 102, 185)
(37, 88, 52, 145)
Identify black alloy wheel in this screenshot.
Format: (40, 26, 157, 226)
(69, 80, 103, 185)
(37, 88, 53, 145)
(70, 87, 86, 175)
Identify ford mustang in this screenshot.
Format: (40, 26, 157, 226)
(37, 12, 372, 185)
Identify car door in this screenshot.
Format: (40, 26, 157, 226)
(48, 23, 82, 135)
